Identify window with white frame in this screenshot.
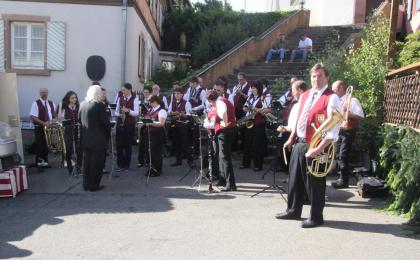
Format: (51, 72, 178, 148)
(11, 22, 45, 69)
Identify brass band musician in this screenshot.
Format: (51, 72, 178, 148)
(331, 80, 364, 189)
(29, 88, 56, 167)
(240, 80, 270, 172)
(276, 64, 343, 228)
(58, 91, 81, 174)
(167, 87, 194, 167)
(115, 83, 140, 171)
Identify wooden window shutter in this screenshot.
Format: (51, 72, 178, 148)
(47, 21, 66, 71)
(0, 19, 4, 72)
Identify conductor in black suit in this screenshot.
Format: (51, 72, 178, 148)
(79, 85, 111, 191)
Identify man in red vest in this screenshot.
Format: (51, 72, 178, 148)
(207, 89, 237, 192)
(30, 88, 56, 167)
(115, 83, 140, 172)
(275, 63, 343, 228)
(331, 81, 364, 189)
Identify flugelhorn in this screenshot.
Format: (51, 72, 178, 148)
(307, 107, 345, 178)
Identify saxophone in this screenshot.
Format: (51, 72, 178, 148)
(307, 107, 345, 177)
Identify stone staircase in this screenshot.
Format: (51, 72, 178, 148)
(227, 25, 361, 96)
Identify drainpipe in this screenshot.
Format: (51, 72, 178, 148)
(121, 0, 128, 85)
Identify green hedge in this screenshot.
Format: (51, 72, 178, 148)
(380, 125, 420, 225)
(163, 0, 293, 68)
(396, 30, 420, 67)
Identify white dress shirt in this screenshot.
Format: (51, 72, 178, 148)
(114, 95, 140, 117)
(298, 37, 313, 49)
(296, 85, 343, 141)
(287, 103, 299, 130)
(183, 86, 207, 111)
(229, 82, 252, 106)
(151, 105, 168, 120)
(340, 95, 364, 118)
(30, 99, 56, 121)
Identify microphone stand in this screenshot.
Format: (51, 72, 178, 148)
(146, 123, 159, 185)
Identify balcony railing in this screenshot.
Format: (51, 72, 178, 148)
(384, 62, 420, 131)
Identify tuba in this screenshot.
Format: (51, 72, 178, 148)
(44, 121, 66, 158)
(307, 107, 345, 177)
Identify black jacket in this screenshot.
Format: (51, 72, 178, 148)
(79, 101, 111, 151)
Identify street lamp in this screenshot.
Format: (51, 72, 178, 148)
(299, 0, 305, 9)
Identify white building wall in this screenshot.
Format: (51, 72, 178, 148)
(1, 1, 159, 117)
(0, 1, 122, 117)
(125, 8, 159, 91)
(277, 0, 357, 26)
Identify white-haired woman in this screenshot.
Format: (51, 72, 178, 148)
(79, 85, 111, 191)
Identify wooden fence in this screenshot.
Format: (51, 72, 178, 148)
(384, 62, 420, 131)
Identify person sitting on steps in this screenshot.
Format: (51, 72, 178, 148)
(265, 33, 288, 63)
(290, 33, 313, 63)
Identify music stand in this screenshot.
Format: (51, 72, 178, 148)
(141, 119, 158, 184)
(178, 114, 206, 191)
(251, 132, 287, 203)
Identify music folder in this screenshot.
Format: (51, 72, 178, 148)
(141, 118, 153, 124)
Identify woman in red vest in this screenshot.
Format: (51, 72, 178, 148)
(241, 81, 269, 171)
(207, 89, 237, 192)
(58, 91, 81, 175)
(144, 95, 167, 177)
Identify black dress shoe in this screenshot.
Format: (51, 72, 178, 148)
(275, 212, 301, 220)
(215, 180, 226, 187)
(301, 219, 324, 228)
(137, 163, 144, 168)
(253, 167, 262, 172)
(331, 179, 349, 189)
(90, 185, 105, 192)
(170, 162, 182, 167)
(239, 165, 250, 169)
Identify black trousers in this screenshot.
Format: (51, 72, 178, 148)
(82, 148, 105, 191)
(64, 126, 82, 173)
(34, 126, 49, 163)
(116, 124, 135, 168)
(208, 132, 220, 178)
(173, 125, 192, 163)
(242, 123, 266, 169)
(336, 128, 356, 183)
(287, 142, 326, 221)
(146, 128, 165, 174)
(217, 128, 236, 187)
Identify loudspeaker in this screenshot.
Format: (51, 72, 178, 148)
(86, 55, 106, 81)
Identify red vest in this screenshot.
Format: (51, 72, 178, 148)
(63, 106, 79, 121)
(234, 82, 250, 111)
(36, 99, 55, 124)
(118, 95, 136, 125)
(215, 97, 236, 134)
(147, 107, 163, 132)
(252, 96, 266, 126)
(172, 99, 188, 127)
(297, 88, 333, 143)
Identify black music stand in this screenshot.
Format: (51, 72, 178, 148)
(178, 114, 206, 191)
(141, 119, 158, 184)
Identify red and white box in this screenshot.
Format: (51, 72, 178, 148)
(0, 171, 18, 198)
(11, 165, 28, 192)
